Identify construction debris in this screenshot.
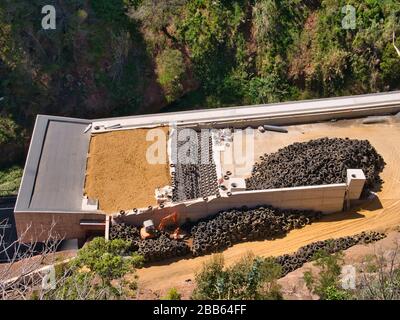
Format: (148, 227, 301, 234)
(213, 128, 233, 147)
(263, 124, 288, 133)
(258, 126, 266, 133)
(362, 116, 389, 124)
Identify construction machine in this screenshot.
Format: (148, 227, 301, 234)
(140, 212, 185, 240)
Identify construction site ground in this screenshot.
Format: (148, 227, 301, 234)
(135, 230, 400, 299)
(84, 127, 170, 213)
(136, 117, 400, 292)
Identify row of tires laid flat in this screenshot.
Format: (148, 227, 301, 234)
(275, 231, 386, 276)
(109, 205, 386, 274)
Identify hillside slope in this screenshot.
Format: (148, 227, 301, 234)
(1, 0, 400, 180)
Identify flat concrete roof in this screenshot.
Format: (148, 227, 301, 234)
(15, 115, 91, 213)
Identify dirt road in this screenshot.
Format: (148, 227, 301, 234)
(137, 119, 400, 292)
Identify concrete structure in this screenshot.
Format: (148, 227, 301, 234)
(116, 182, 348, 226)
(14, 116, 105, 242)
(347, 169, 367, 200)
(14, 91, 400, 242)
(92, 90, 400, 132)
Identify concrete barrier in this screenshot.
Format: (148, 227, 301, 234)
(116, 183, 347, 227)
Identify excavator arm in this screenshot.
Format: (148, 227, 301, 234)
(157, 212, 178, 231)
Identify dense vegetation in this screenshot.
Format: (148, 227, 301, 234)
(192, 244, 400, 300)
(44, 238, 144, 300)
(1, 0, 400, 193)
(192, 253, 283, 300)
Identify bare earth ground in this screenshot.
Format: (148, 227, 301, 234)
(277, 230, 400, 300)
(136, 230, 400, 300)
(136, 119, 400, 293)
(84, 127, 170, 213)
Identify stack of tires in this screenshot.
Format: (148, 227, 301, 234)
(275, 231, 386, 277)
(191, 205, 322, 256)
(246, 137, 385, 190)
(109, 223, 140, 241)
(137, 234, 190, 262)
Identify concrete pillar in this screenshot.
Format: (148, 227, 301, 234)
(346, 169, 366, 200)
(105, 216, 110, 241)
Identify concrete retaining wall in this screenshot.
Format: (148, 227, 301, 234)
(92, 91, 400, 133)
(116, 183, 347, 227)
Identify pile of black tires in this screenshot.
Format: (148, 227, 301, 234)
(109, 223, 140, 241)
(136, 233, 190, 262)
(109, 220, 386, 267)
(275, 231, 386, 277)
(191, 206, 322, 257)
(246, 137, 385, 190)
(109, 224, 190, 262)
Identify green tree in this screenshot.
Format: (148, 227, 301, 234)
(72, 237, 144, 284)
(192, 253, 283, 300)
(156, 48, 186, 102)
(303, 250, 352, 300)
(44, 238, 144, 300)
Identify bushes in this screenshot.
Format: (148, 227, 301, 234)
(43, 237, 144, 300)
(0, 165, 23, 196)
(0, 117, 24, 168)
(156, 49, 185, 102)
(162, 287, 181, 300)
(72, 237, 144, 283)
(176, 0, 249, 103)
(0, 117, 18, 146)
(353, 249, 400, 300)
(192, 253, 283, 300)
(304, 250, 352, 300)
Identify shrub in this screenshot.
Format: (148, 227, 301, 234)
(0, 117, 18, 145)
(162, 287, 181, 300)
(72, 237, 144, 283)
(0, 165, 23, 196)
(43, 238, 144, 300)
(303, 250, 351, 300)
(354, 249, 400, 300)
(192, 253, 283, 300)
(156, 48, 185, 102)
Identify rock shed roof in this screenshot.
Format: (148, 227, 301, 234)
(15, 115, 91, 213)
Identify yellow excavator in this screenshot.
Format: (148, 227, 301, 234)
(140, 212, 184, 240)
